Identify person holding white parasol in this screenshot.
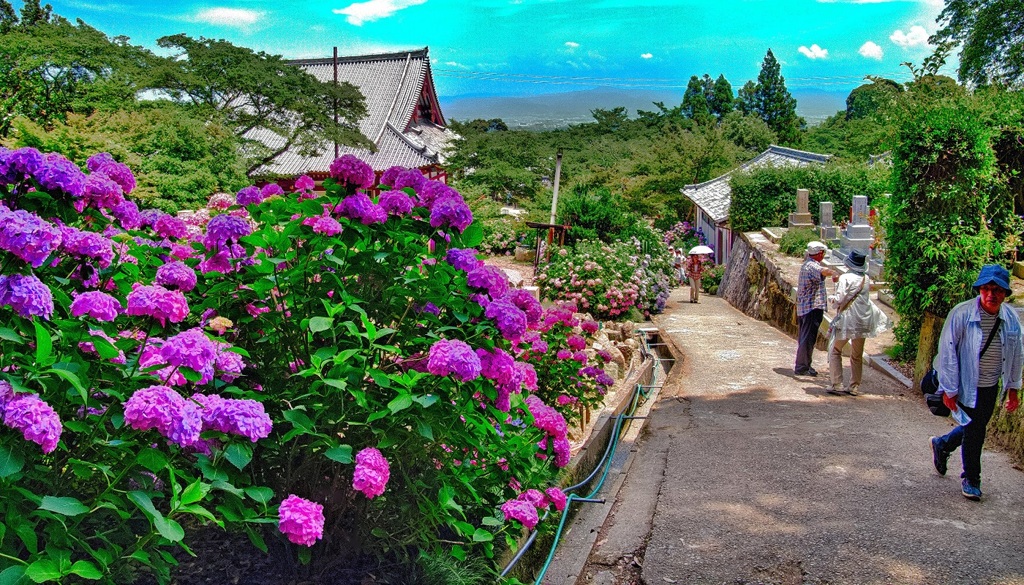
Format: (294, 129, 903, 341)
(686, 245, 713, 303)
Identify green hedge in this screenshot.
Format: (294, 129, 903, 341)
(729, 164, 891, 233)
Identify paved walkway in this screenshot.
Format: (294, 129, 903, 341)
(574, 288, 1024, 585)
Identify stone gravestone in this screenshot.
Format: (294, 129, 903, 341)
(788, 188, 815, 229)
(840, 195, 874, 256)
(818, 201, 839, 241)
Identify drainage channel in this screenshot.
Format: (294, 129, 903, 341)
(499, 325, 677, 584)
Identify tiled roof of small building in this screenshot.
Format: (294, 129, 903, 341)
(249, 48, 453, 177)
(682, 144, 832, 224)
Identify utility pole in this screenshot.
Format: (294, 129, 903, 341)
(333, 46, 339, 159)
(547, 149, 563, 256)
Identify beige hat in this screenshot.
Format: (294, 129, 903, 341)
(806, 241, 828, 254)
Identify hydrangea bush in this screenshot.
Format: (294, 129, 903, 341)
(662, 221, 710, 253)
(535, 239, 673, 320)
(0, 148, 603, 582)
(478, 216, 531, 256)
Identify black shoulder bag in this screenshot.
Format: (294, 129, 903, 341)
(922, 315, 1001, 416)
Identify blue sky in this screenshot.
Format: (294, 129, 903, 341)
(27, 0, 956, 98)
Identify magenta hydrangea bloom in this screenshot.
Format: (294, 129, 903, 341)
(581, 319, 600, 334)
(466, 265, 510, 299)
(417, 180, 457, 207)
(154, 215, 188, 239)
(86, 152, 136, 194)
(260, 183, 284, 199)
(517, 488, 546, 508)
(155, 261, 198, 292)
(34, 152, 87, 197)
(123, 385, 202, 447)
(507, 289, 543, 326)
(545, 487, 568, 511)
(214, 342, 246, 381)
(107, 205, 140, 236)
(477, 347, 519, 387)
(378, 190, 414, 216)
(310, 215, 342, 236)
(0, 380, 14, 414)
(278, 495, 325, 547)
(235, 185, 262, 206)
(445, 248, 483, 272)
(525, 395, 568, 439)
(0, 208, 63, 268)
(294, 175, 315, 191)
(204, 214, 252, 250)
(379, 165, 406, 187)
(2, 393, 62, 454)
(328, 154, 375, 189)
(336, 193, 387, 224)
(553, 436, 571, 467)
(70, 291, 123, 321)
(567, 335, 587, 351)
(60, 226, 115, 268)
(192, 393, 272, 441)
(517, 362, 538, 391)
(392, 168, 426, 191)
(429, 195, 473, 233)
(427, 339, 482, 382)
(500, 499, 538, 530)
(352, 447, 391, 499)
(126, 284, 189, 326)
(0, 274, 54, 320)
(485, 298, 528, 341)
(161, 328, 218, 380)
(5, 147, 44, 182)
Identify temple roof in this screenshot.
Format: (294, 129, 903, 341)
(249, 48, 454, 177)
(682, 145, 832, 224)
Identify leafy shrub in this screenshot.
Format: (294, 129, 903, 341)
(0, 148, 610, 583)
(777, 227, 819, 257)
(535, 239, 673, 320)
(479, 216, 531, 256)
(662, 221, 710, 253)
(729, 164, 891, 233)
(702, 264, 726, 295)
(560, 187, 638, 245)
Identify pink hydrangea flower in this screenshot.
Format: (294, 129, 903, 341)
(155, 261, 198, 292)
(427, 339, 481, 382)
(126, 284, 189, 326)
(500, 499, 538, 530)
(278, 495, 325, 547)
(0, 274, 54, 320)
(69, 291, 122, 321)
(517, 489, 546, 508)
(352, 447, 390, 499)
(294, 175, 315, 191)
(123, 385, 201, 447)
(545, 487, 568, 512)
(192, 393, 271, 442)
(161, 328, 218, 382)
(328, 154, 374, 189)
(2, 393, 62, 453)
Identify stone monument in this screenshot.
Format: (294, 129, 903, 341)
(839, 195, 874, 256)
(818, 201, 839, 242)
(788, 188, 815, 230)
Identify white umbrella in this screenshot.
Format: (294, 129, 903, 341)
(688, 245, 713, 255)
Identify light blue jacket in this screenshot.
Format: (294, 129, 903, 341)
(937, 297, 1023, 408)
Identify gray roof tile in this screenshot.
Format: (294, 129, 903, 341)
(682, 144, 832, 224)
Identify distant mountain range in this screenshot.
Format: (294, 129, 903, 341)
(439, 87, 847, 130)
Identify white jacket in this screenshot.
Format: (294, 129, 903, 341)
(828, 272, 888, 340)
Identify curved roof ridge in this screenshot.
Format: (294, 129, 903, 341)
(286, 48, 428, 67)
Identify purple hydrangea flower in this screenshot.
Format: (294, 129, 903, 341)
(485, 298, 528, 341)
(328, 154, 375, 189)
(236, 185, 263, 206)
(5, 147, 44, 182)
(556, 349, 572, 360)
(336, 193, 386, 224)
(545, 487, 567, 511)
(581, 319, 600, 334)
(204, 214, 252, 250)
(392, 168, 426, 192)
(60, 226, 115, 268)
(155, 261, 198, 292)
(294, 175, 315, 191)
(517, 489, 546, 508)
(123, 385, 202, 447)
(192, 393, 272, 441)
(0, 274, 54, 320)
(198, 250, 233, 274)
(501, 499, 538, 529)
(0, 208, 63, 267)
(567, 335, 587, 351)
(427, 339, 482, 382)
(86, 153, 136, 194)
(0, 379, 14, 414)
(111, 200, 142, 230)
(70, 291, 123, 321)
(525, 395, 568, 439)
(214, 342, 246, 381)
(379, 165, 407, 187)
(126, 284, 189, 326)
(82, 172, 125, 210)
(161, 328, 218, 381)
(260, 183, 284, 199)
(278, 495, 325, 547)
(2, 393, 62, 454)
(310, 215, 342, 236)
(445, 248, 483, 272)
(596, 372, 615, 387)
(352, 446, 391, 499)
(154, 215, 188, 239)
(138, 208, 165, 228)
(378, 190, 414, 216)
(429, 195, 473, 233)
(34, 153, 86, 197)
(466, 266, 510, 299)
(507, 289, 543, 326)
(417, 180, 458, 207)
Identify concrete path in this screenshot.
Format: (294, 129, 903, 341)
(576, 289, 1024, 585)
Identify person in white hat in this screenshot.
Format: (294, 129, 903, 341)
(794, 241, 838, 376)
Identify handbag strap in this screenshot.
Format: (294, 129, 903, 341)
(979, 314, 1002, 358)
(836, 275, 867, 315)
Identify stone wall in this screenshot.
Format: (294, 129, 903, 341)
(718, 232, 801, 338)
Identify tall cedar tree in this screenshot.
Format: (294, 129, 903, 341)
(929, 0, 1024, 88)
(751, 49, 802, 145)
(681, 75, 711, 120)
(710, 74, 735, 118)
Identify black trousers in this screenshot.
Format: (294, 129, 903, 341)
(957, 384, 999, 485)
(795, 308, 823, 374)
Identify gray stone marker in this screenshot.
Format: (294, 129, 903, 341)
(840, 195, 874, 256)
(788, 188, 814, 229)
(818, 201, 839, 241)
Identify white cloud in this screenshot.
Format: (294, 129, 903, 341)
(798, 44, 828, 59)
(641, 53, 653, 59)
(333, 0, 428, 26)
(858, 41, 883, 59)
(564, 41, 580, 49)
(194, 7, 262, 27)
(890, 25, 930, 47)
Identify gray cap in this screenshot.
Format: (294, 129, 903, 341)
(806, 241, 828, 254)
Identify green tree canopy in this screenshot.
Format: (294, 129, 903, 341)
(845, 78, 902, 120)
(747, 49, 803, 145)
(710, 74, 735, 118)
(682, 75, 712, 121)
(929, 0, 1024, 88)
(150, 34, 371, 175)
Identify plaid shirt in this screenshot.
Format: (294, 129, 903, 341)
(796, 258, 827, 317)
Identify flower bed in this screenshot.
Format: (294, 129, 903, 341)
(0, 149, 621, 583)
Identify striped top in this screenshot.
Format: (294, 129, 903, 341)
(978, 308, 1002, 387)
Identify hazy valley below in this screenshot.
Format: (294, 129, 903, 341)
(440, 88, 847, 130)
